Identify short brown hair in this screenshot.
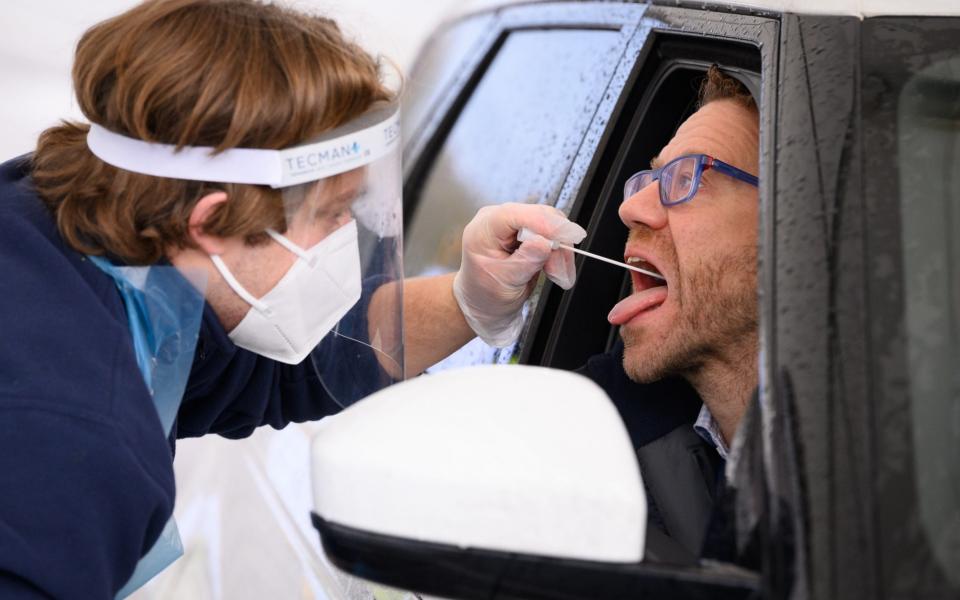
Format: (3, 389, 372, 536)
(31, 0, 391, 264)
(698, 64, 758, 112)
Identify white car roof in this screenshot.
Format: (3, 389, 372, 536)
(716, 0, 960, 17)
(446, 0, 960, 21)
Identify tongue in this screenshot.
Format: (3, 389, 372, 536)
(608, 286, 668, 325)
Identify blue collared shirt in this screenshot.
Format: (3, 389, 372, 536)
(693, 404, 729, 461)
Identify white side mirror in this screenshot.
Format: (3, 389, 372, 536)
(310, 364, 646, 563)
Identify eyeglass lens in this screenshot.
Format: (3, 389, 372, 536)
(660, 157, 698, 204)
(623, 156, 701, 204)
(624, 172, 652, 198)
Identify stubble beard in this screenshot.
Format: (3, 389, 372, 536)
(621, 245, 758, 384)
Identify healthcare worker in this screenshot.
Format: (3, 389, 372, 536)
(0, 0, 586, 597)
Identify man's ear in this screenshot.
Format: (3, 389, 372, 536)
(188, 191, 229, 254)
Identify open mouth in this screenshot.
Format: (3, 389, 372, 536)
(626, 256, 666, 292)
(607, 255, 669, 326)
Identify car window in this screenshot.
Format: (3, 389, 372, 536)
(402, 14, 495, 153)
(898, 53, 960, 591)
(404, 28, 623, 279)
(403, 27, 629, 370)
(863, 17, 960, 597)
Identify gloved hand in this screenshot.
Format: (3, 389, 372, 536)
(453, 203, 587, 347)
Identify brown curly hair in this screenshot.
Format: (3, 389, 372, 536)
(698, 64, 758, 112)
(31, 0, 392, 264)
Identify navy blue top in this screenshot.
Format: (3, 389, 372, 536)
(577, 343, 703, 449)
(0, 156, 350, 598)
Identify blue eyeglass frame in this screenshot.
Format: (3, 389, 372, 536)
(623, 153, 759, 206)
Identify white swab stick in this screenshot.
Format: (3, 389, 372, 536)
(517, 227, 665, 281)
(556, 243, 666, 280)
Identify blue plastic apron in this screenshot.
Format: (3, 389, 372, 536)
(88, 256, 206, 598)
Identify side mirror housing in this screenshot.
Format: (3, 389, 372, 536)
(311, 364, 646, 563)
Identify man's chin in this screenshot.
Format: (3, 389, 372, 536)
(620, 339, 672, 384)
(620, 323, 704, 384)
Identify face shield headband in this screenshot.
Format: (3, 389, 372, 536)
(85, 102, 401, 189)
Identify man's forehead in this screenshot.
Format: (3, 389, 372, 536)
(652, 100, 759, 171)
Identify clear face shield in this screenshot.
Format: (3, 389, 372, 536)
(87, 100, 404, 408)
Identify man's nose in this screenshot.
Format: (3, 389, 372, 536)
(618, 180, 668, 230)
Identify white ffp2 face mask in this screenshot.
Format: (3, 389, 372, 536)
(210, 219, 362, 364)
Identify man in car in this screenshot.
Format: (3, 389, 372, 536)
(462, 66, 760, 559)
(602, 65, 759, 558)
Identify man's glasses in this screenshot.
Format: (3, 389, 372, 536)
(623, 153, 759, 206)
